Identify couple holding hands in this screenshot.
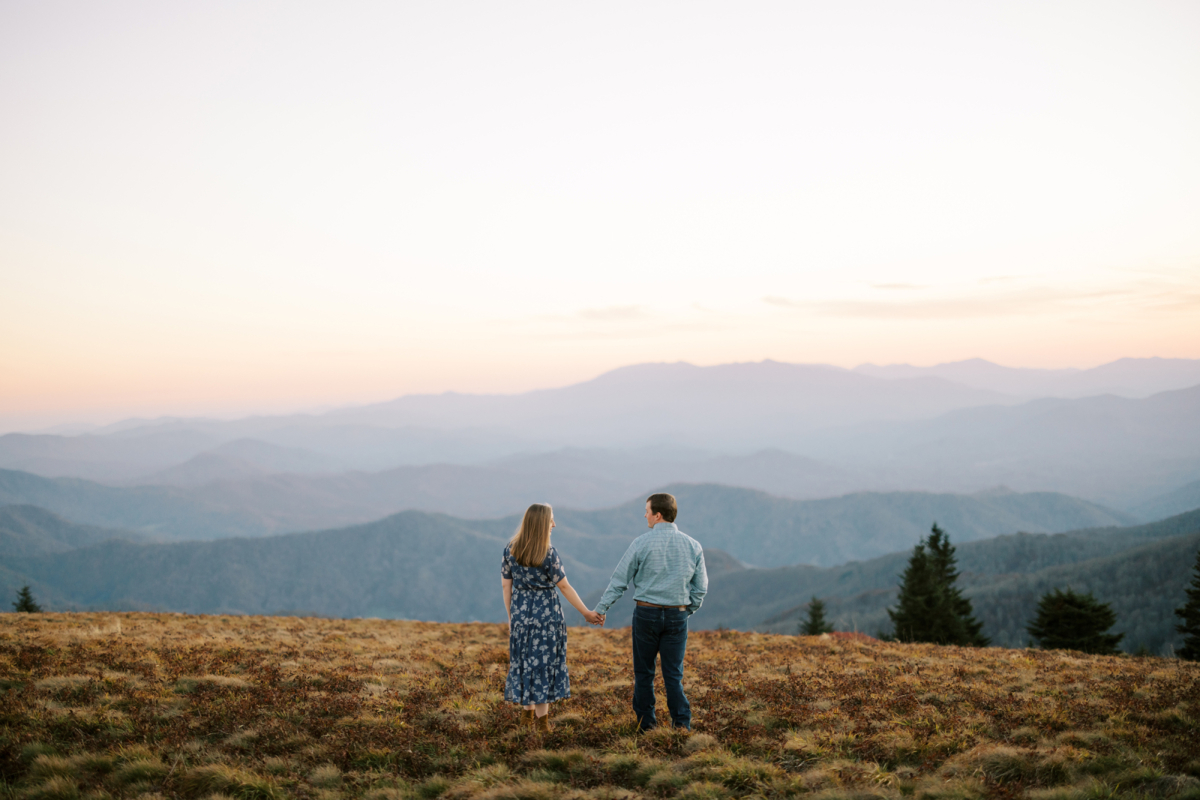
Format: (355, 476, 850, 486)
(501, 493, 708, 733)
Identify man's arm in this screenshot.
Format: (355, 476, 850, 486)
(687, 549, 708, 615)
(595, 540, 640, 616)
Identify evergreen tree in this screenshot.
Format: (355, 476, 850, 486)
(926, 524, 989, 646)
(1175, 548, 1200, 661)
(888, 523, 985, 646)
(1027, 588, 1123, 655)
(12, 586, 41, 613)
(800, 596, 833, 635)
(887, 538, 964, 645)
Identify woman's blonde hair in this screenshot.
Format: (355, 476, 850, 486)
(511, 503, 553, 567)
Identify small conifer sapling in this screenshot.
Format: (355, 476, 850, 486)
(12, 585, 41, 613)
(800, 596, 834, 635)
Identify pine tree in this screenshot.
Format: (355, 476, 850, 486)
(888, 523, 985, 646)
(926, 524, 989, 646)
(12, 586, 41, 613)
(800, 596, 833, 635)
(1027, 588, 1123, 655)
(1175, 548, 1200, 661)
(888, 538, 965, 644)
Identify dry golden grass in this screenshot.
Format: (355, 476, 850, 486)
(1, 613, 1197, 800)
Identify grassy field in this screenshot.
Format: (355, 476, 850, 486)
(1, 613, 1197, 800)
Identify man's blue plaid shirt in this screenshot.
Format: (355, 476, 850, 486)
(595, 522, 708, 616)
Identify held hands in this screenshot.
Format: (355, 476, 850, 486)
(582, 609, 606, 627)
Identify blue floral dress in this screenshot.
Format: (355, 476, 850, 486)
(503, 544, 571, 705)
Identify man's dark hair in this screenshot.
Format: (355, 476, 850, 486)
(647, 493, 678, 523)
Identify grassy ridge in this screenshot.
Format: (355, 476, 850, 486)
(1, 613, 1198, 800)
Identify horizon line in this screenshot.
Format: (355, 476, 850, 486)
(5, 353, 1198, 436)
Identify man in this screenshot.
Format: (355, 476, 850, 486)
(594, 492, 708, 731)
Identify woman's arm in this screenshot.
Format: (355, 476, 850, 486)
(502, 578, 513, 622)
(557, 577, 602, 625)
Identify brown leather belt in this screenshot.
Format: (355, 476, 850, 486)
(636, 601, 686, 610)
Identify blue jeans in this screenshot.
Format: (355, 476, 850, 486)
(631, 605, 690, 731)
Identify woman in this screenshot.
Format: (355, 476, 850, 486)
(502, 503, 602, 731)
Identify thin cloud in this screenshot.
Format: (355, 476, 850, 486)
(504, 304, 731, 340)
(578, 305, 645, 321)
(763, 296, 797, 308)
(547, 319, 732, 341)
(761, 284, 1179, 320)
(1137, 290, 1200, 312)
(872, 283, 927, 290)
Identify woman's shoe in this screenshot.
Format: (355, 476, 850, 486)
(535, 714, 553, 733)
(521, 709, 535, 727)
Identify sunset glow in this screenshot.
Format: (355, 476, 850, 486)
(3, 1, 1199, 430)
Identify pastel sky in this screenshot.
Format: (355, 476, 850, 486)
(2, 1, 1199, 430)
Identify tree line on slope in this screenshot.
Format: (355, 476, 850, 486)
(798, 524, 1200, 660)
(728, 509, 1200, 647)
(0, 469, 1140, 564)
(7, 494, 1198, 654)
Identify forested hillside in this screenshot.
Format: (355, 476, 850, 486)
(0, 470, 1134, 564)
(0, 509, 638, 621)
(755, 530, 1200, 655)
(0, 469, 266, 540)
(570, 484, 1135, 566)
(733, 510, 1200, 655)
(0, 504, 143, 557)
(4, 499, 1197, 654)
(4, 512, 540, 620)
(964, 532, 1200, 651)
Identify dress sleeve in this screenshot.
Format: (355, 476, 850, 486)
(501, 547, 513, 580)
(545, 547, 567, 585)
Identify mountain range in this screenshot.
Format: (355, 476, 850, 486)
(853, 356, 1200, 399)
(2, 358, 1197, 515)
(4, 484, 1196, 655)
(0, 471, 1134, 559)
(802, 384, 1200, 509)
(2, 360, 1011, 478)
